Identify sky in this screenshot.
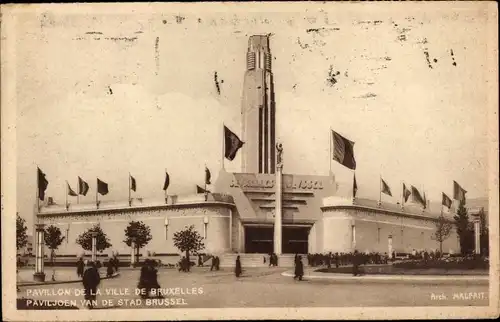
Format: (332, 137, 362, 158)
(12, 3, 496, 232)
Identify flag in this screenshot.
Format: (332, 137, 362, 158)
(353, 173, 358, 198)
(205, 167, 211, 185)
(453, 180, 467, 202)
(67, 183, 78, 196)
(411, 185, 426, 208)
(381, 178, 392, 197)
(197, 185, 210, 194)
(130, 175, 136, 192)
(97, 178, 109, 195)
(403, 183, 411, 202)
(163, 172, 170, 191)
(37, 167, 49, 201)
(78, 177, 89, 196)
(331, 130, 356, 170)
(224, 126, 244, 161)
(442, 192, 452, 209)
(423, 191, 427, 209)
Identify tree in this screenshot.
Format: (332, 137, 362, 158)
(16, 213, 28, 252)
(431, 215, 453, 254)
(478, 208, 489, 256)
(453, 200, 474, 255)
(76, 224, 112, 253)
(123, 221, 153, 263)
(44, 225, 65, 280)
(173, 225, 205, 268)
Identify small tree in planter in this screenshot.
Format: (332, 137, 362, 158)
(44, 225, 65, 281)
(123, 221, 152, 265)
(431, 214, 453, 255)
(173, 225, 204, 272)
(76, 224, 112, 262)
(16, 213, 28, 254)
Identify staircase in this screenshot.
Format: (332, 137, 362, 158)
(219, 253, 304, 268)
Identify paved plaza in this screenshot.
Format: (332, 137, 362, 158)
(17, 267, 489, 309)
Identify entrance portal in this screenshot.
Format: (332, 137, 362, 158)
(244, 226, 310, 254)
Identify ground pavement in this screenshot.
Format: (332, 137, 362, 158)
(17, 266, 489, 309)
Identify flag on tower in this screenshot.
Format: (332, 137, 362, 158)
(78, 177, 89, 196)
(381, 178, 392, 197)
(403, 183, 411, 202)
(197, 185, 210, 194)
(224, 126, 244, 161)
(67, 183, 78, 196)
(331, 130, 356, 170)
(411, 185, 426, 208)
(37, 167, 49, 200)
(453, 180, 467, 202)
(130, 175, 137, 192)
(163, 172, 170, 191)
(442, 192, 452, 209)
(205, 167, 211, 185)
(97, 178, 109, 195)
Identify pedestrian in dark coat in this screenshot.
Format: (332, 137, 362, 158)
(210, 256, 216, 271)
(215, 256, 220, 271)
(235, 256, 242, 277)
(294, 255, 304, 281)
(198, 254, 203, 267)
(106, 260, 114, 277)
(82, 262, 100, 309)
(76, 258, 84, 278)
(352, 250, 360, 276)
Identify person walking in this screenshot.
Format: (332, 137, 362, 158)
(235, 255, 242, 277)
(82, 261, 100, 309)
(352, 250, 360, 276)
(106, 260, 114, 278)
(295, 255, 304, 281)
(76, 257, 84, 278)
(198, 254, 203, 267)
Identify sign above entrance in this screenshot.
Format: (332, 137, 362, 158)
(229, 173, 325, 192)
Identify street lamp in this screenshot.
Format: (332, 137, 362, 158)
(90, 232, 98, 263)
(164, 217, 169, 240)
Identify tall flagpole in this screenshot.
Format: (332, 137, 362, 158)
(329, 127, 332, 175)
(222, 123, 225, 170)
(128, 172, 131, 207)
(77, 178, 79, 204)
(167, 168, 168, 204)
(378, 174, 382, 206)
(36, 166, 39, 213)
(401, 181, 404, 210)
(96, 178, 98, 209)
(65, 181, 68, 211)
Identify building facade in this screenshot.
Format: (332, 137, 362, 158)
(35, 34, 482, 262)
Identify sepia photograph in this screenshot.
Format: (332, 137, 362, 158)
(1, 2, 498, 320)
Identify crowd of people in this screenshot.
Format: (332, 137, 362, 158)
(306, 251, 391, 268)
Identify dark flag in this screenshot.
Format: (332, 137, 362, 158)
(423, 191, 427, 209)
(453, 180, 467, 202)
(197, 185, 210, 194)
(78, 177, 89, 196)
(67, 183, 78, 196)
(37, 167, 49, 201)
(130, 175, 137, 192)
(353, 173, 358, 198)
(331, 130, 356, 170)
(97, 178, 109, 195)
(403, 183, 411, 202)
(205, 167, 211, 185)
(163, 172, 170, 191)
(442, 192, 452, 209)
(381, 178, 392, 197)
(411, 186, 426, 208)
(224, 126, 244, 161)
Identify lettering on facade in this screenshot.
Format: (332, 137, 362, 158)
(229, 178, 323, 190)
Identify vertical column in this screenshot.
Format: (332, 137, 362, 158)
(274, 143, 283, 255)
(229, 209, 233, 252)
(33, 223, 46, 282)
(388, 235, 393, 259)
(473, 216, 481, 255)
(91, 232, 97, 262)
(130, 237, 136, 267)
(351, 224, 356, 251)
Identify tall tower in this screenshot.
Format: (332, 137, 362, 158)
(241, 35, 276, 174)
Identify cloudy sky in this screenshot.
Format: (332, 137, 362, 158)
(12, 3, 496, 231)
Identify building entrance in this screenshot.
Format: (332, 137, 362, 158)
(244, 226, 310, 254)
